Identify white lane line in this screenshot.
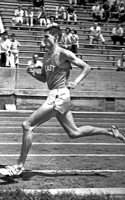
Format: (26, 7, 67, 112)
(22, 188, 125, 195)
(0, 116, 125, 118)
(0, 119, 125, 123)
(0, 110, 125, 115)
(0, 121, 124, 123)
(0, 110, 33, 113)
(0, 142, 124, 145)
(0, 154, 125, 157)
(0, 126, 125, 129)
(1, 169, 125, 176)
(29, 169, 125, 174)
(0, 110, 125, 114)
(0, 132, 66, 135)
(1, 132, 125, 137)
(0, 123, 125, 126)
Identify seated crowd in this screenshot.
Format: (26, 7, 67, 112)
(89, 22, 125, 46)
(0, 0, 125, 69)
(92, 0, 125, 25)
(11, 2, 78, 27)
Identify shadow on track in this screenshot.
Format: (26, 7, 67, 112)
(21, 170, 108, 181)
(0, 165, 107, 184)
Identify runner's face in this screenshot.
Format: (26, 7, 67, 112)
(43, 31, 54, 49)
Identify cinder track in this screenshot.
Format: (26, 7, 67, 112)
(0, 111, 125, 196)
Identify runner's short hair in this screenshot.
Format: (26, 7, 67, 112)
(44, 26, 62, 41)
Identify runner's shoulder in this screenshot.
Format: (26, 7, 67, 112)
(59, 47, 75, 59)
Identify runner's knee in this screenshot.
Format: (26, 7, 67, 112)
(22, 121, 33, 132)
(68, 128, 80, 139)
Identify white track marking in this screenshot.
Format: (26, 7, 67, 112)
(0, 154, 125, 157)
(0, 110, 125, 114)
(0, 127, 125, 130)
(29, 169, 125, 174)
(0, 132, 67, 135)
(0, 142, 124, 145)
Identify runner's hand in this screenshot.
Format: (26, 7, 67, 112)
(27, 66, 35, 76)
(67, 81, 77, 89)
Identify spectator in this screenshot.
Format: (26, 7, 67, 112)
(0, 31, 11, 67)
(33, 0, 44, 9)
(9, 33, 21, 68)
(92, 1, 101, 21)
(27, 53, 43, 71)
(117, 52, 125, 71)
(0, 16, 5, 34)
(110, 0, 119, 20)
(89, 22, 105, 45)
(102, 0, 110, 24)
(117, 0, 124, 6)
(93, 4, 106, 23)
(111, 23, 124, 45)
(118, 2, 125, 23)
(36, 6, 47, 26)
(55, 2, 66, 21)
(61, 27, 72, 50)
(99, 5, 107, 23)
(71, 29, 79, 53)
(11, 4, 24, 26)
(77, 0, 86, 8)
(68, 0, 77, 6)
(67, 4, 77, 24)
(40, 38, 46, 52)
(46, 16, 58, 28)
(24, 7, 33, 27)
(45, 11, 51, 27)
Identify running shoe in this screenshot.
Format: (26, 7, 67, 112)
(111, 125, 125, 142)
(5, 165, 25, 177)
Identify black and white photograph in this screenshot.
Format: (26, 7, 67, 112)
(0, 0, 125, 199)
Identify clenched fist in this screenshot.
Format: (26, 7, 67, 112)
(67, 81, 77, 89)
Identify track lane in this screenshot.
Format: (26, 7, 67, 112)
(0, 112, 125, 190)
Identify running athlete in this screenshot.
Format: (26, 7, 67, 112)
(5, 26, 125, 176)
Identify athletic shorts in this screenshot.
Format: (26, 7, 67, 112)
(46, 87, 70, 114)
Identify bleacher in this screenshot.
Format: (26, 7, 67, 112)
(1, 0, 125, 68)
(0, 0, 125, 111)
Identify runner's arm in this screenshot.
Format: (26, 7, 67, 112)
(63, 50, 91, 87)
(27, 62, 46, 83)
(33, 71, 46, 83)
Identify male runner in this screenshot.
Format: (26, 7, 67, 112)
(5, 26, 125, 176)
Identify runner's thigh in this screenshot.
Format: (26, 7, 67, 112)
(26, 102, 58, 128)
(56, 110, 78, 136)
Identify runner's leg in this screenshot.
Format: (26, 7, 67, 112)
(17, 103, 58, 167)
(56, 110, 118, 139)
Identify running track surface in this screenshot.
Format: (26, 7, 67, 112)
(0, 111, 125, 194)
